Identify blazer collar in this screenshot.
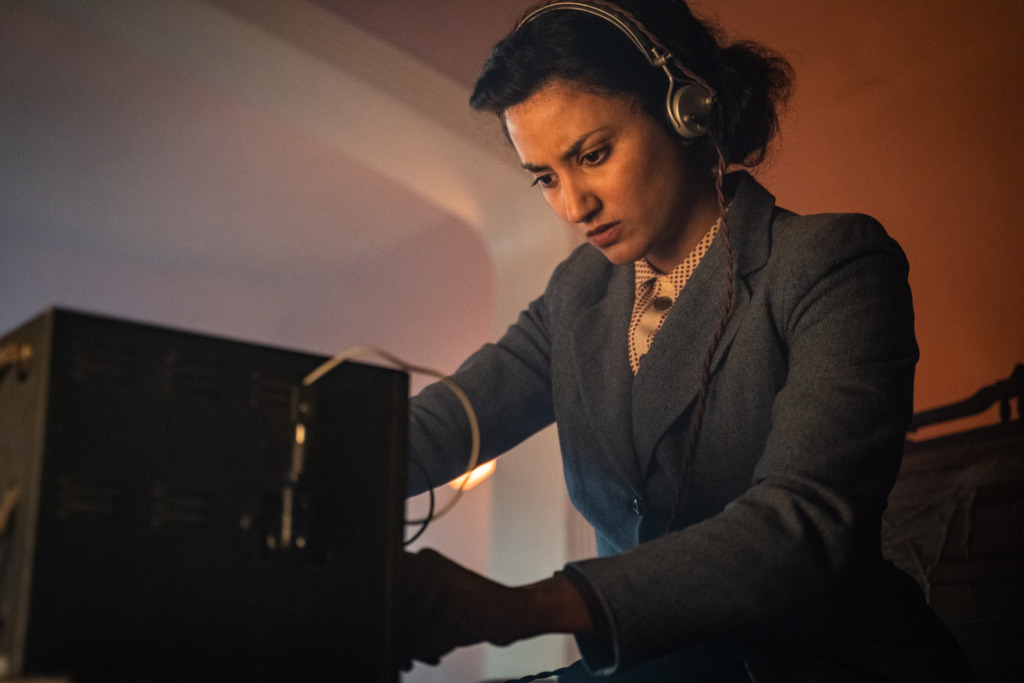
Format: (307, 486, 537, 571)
(569, 263, 644, 487)
(725, 171, 774, 278)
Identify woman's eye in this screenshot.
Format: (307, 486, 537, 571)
(580, 148, 606, 165)
(531, 174, 555, 188)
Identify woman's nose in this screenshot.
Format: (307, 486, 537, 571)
(560, 178, 600, 225)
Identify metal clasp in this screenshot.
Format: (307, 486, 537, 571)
(0, 341, 33, 381)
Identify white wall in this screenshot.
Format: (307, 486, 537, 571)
(0, 1, 579, 680)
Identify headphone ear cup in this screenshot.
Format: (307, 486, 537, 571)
(669, 82, 715, 139)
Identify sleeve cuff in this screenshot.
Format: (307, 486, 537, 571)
(560, 564, 620, 676)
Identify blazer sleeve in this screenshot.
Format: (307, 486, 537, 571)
(405, 252, 581, 495)
(565, 214, 920, 673)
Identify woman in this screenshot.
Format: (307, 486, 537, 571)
(400, 1, 973, 680)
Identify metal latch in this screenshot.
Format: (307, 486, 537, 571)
(0, 342, 32, 381)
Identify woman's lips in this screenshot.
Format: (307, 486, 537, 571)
(586, 221, 619, 248)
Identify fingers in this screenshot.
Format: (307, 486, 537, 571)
(397, 548, 516, 667)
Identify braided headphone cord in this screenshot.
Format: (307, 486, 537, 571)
(668, 148, 734, 529)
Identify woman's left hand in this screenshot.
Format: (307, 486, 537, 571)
(397, 548, 521, 669)
(397, 547, 595, 670)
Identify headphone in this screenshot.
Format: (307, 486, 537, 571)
(516, 1, 716, 139)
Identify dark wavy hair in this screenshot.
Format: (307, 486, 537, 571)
(470, 0, 794, 168)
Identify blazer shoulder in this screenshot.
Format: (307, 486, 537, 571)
(750, 210, 911, 318)
(554, 242, 613, 277)
(770, 209, 905, 261)
(544, 243, 622, 303)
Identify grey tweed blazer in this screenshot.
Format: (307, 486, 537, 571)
(408, 172, 971, 681)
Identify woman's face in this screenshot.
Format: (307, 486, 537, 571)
(504, 80, 718, 273)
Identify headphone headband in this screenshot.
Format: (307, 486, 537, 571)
(518, 2, 672, 70)
(514, 1, 715, 139)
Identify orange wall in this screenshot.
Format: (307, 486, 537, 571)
(706, 0, 1024, 436)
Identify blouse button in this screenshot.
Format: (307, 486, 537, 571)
(652, 296, 673, 311)
(630, 498, 644, 516)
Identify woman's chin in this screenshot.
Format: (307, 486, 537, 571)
(594, 243, 641, 267)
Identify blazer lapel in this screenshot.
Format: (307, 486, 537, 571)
(569, 264, 643, 487)
(630, 172, 774, 474)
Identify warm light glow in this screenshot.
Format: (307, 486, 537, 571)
(447, 460, 496, 491)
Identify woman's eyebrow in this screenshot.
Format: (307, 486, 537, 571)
(521, 128, 608, 172)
